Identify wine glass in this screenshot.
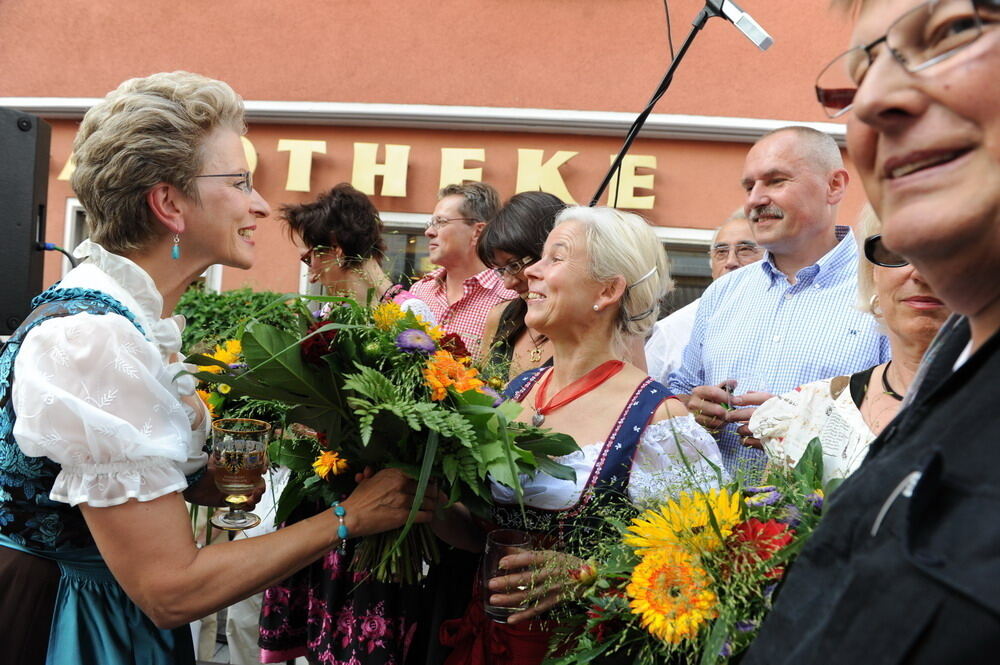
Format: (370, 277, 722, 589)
(210, 418, 270, 531)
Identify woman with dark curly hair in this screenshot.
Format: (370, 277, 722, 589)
(285, 183, 434, 322)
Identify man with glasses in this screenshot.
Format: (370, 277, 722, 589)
(668, 126, 889, 480)
(410, 182, 516, 355)
(645, 210, 763, 385)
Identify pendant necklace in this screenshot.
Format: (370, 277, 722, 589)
(881, 361, 904, 401)
(526, 329, 548, 364)
(531, 360, 625, 427)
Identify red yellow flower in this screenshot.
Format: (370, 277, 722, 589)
(727, 518, 794, 579)
(626, 547, 718, 644)
(423, 350, 485, 400)
(313, 451, 349, 479)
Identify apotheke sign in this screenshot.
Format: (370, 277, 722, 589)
(57, 137, 660, 209)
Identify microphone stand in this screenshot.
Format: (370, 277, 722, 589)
(590, 1, 728, 207)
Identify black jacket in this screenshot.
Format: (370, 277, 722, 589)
(744, 316, 1000, 665)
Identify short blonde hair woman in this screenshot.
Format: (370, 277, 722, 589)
(0, 72, 435, 665)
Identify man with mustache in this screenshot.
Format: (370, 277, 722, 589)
(668, 126, 889, 480)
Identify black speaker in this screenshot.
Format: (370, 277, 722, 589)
(0, 108, 51, 336)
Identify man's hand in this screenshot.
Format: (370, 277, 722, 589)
(726, 390, 774, 449)
(688, 381, 738, 432)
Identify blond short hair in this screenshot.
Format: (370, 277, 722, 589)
(855, 203, 882, 315)
(71, 71, 245, 253)
(554, 206, 674, 357)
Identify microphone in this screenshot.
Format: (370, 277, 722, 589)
(714, 0, 773, 51)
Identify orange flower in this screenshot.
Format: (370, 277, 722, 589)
(423, 350, 485, 400)
(313, 451, 349, 479)
(196, 389, 217, 418)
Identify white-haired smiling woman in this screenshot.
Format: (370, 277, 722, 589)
(745, 1, 1000, 662)
(441, 206, 725, 665)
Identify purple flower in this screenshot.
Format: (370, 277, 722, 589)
(745, 490, 783, 507)
(777, 504, 802, 528)
(735, 620, 757, 633)
(719, 640, 732, 658)
(395, 328, 436, 354)
(763, 582, 778, 602)
(806, 490, 825, 511)
(482, 385, 504, 407)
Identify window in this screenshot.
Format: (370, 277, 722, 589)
(63, 199, 223, 291)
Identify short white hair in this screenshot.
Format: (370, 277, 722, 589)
(554, 206, 674, 356)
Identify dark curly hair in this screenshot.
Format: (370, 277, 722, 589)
(476, 191, 565, 267)
(281, 183, 387, 267)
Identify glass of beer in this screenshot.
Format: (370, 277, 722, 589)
(209, 418, 270, 531)
(482, 529, 532, 622)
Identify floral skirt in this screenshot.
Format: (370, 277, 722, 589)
(259, 540, 422, 665)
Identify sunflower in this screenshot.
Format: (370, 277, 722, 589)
(625, 488, 742, 555)
(312, 451, 350, 479)
(626, 547, 718, 644)
(198, 339, 242, 374)
(372, 302, 405, 330)
(423, 350, 485, 401)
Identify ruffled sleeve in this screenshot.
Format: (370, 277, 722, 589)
(12, 312, 201, 507)
(629, 415, 727, 505)
(748, 381, 832, 471)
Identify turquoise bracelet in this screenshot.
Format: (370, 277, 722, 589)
(331, 500, 349, 553)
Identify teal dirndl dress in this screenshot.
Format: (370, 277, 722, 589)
(0, 287, 195, 665)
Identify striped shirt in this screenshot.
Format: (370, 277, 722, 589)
(410, 267, 517, 356)
(667, 226, 890, 478)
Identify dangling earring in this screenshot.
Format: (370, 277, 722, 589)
(171, 234, 181, 260)
(869, 294, 881, 317)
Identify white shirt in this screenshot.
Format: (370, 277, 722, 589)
(645, 299, 700, 386)
(491, 415, 725, 509)
(12, 241, 209, 508)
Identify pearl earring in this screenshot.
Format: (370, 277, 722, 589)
(593, 304, 600, 311)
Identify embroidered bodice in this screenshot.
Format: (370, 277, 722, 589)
(0, 242, 209, 552)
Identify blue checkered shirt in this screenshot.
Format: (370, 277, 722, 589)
(667, 226, 890, 479)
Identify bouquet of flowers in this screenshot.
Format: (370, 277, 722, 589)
(546, 440, 834, 664)
(188, 295, 578, 583)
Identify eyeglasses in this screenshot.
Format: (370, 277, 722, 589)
(864, 234, 910, 267)
(815, 0, 996, 118)
(709, 242, 762, 261)
(195, 169, 253, 194)
(301, 246, 338, 268)
(425, 216, 479, 231)
(493, 256, 536, 277)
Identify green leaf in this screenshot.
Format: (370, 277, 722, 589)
(794, 437, 825, 489)
(241, 323, 333, 406)
(514, 432, 579, 457)
(386, 431, 439, 558)
(534, 456, 578, 483)
(267, 437, 317, 474)
(272, 475, 307, 525)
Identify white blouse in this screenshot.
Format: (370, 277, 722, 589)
(749, 377, 875, 484)
(12, 241, 209, 508)
(491, 415, 726, 510)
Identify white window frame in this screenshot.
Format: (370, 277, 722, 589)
(62, 198, 223, 291)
